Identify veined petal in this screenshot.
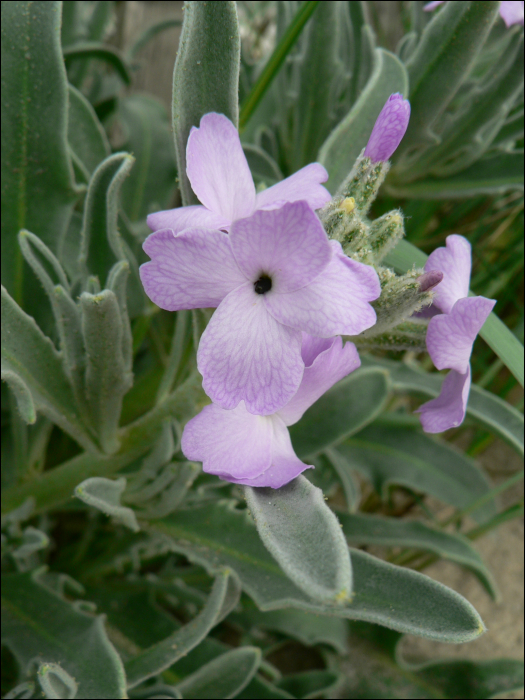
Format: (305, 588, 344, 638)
(230, 201, 331, 292)
(417, 367, 471, 433)
(186, 113, 256, 221)
(300, 333, 334, 367)
(255, 163, 331, 212)
(425, 234, 472, 314)
(140, 228, 245, 311)
(197, 283, 304, 414)
(225, 415, 312, 488)
(181, 403, 272, 479)
(426, 296, 496, 373)
(147, 205, 229, 235)
(363, 93, 411, 163)
(278, 338, 360, 426)
(266, 243, 380, 337)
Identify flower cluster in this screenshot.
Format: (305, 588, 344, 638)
(140, 97, 493, 489)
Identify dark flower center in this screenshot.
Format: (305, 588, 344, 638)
(254, 275, 272, 295)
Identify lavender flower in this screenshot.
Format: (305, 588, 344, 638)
(140, 201, 380, 414)
(147, 113, 331, 234)
(363, 94, 411, 163)
(417, 235, 496, 433)
(182, 335, 360, 488)
(424, 1, 524, 27)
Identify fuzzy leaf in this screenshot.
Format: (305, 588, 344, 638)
(318, 48, 408, 193)
(172, 0, 240, 205)
(63, 42, 131, 84)
(74, 476, 139, 532)
(289, 368, 390, 458)
(125, 569, 241, 689)
(339, 424, 495, 523)
(153, 501, 485, 642)
(38, 662, 78, 699)
(245, 475, 352, 604)
(337, 511, 497, 599)
(1, 286, 97, 452)
(67, 84, 110, 178)
(175, 647, 261, 699)
(277, 670, 343, 699)
(1, 0, 79, 308)
(1, 568, 126, 699)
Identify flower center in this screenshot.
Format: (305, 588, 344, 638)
(254, 275, 272, 295)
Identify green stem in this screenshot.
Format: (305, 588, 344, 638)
(238, 1, 320, 131)
(156, 311, 190, 404)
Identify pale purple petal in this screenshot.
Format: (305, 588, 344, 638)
(500, 1, 524, 26)
(363, 94, 411, 163)
(186, 113, 256, 221)
(181, 403, 272, 479)
(425, 234, 472, 314)
(417, 270, 444, 293)
(416, 367, 471, 433)
(255, 163, 331, 212)
(146, 205, 230, 235)
(300, 334, 334, 367)
(197, 283, 304, 414)
(140, 229, 246, 311)
(278, 338, 361, 426)
(265, 242, 380, 337)
(426, 296, 496, 373)
(225, 415, 312, 488)
(229, 201, 332, 293)
(424, 1, 445, 10)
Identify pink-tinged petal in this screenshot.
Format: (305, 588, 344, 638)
(147, 205, 229, 234)
(230, 201, 331, 292)
(425, 234, 471, 313)
(140, 228, 245, 311)
(363, 94, 411, 163)
(224, 415, 312, 488)
(255, 163, 331, 212)
(424, 1, 445, 10)
(186, 113, 256, 221)
(197, 283, 304, 414)
(300, 333, 334, 367)
(278, 338, 361, 426)
(181, 403, 272, 480)
(500, 1, 524, 27)
(417, 367, 471, 433)
(266, 243, 380, 337)
(426, 296, 496, 373)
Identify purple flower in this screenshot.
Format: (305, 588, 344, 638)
(424, 1, 524, 27)
(182, 335, 361, 488)
(140, 200, 380, 414)
(363, 94, 411, 163)
(147, 113, 331, 234)
(416, 235, 496, 433)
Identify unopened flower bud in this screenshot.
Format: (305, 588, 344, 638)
(364, 93, 411, 163)
(417, 270, 443, 293)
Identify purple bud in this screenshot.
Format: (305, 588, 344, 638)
(417, 270, 444, 293)
(364, 94, 411, 163)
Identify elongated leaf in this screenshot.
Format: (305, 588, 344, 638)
(278, 670, 343, 699)
(79, 152, 134, 285)
(172, 1, 240, 205)
(1, 286, 97, 452)
(81, 289, 133, 454)
(319, 48, 408, 193)
(175, 647, 261, 699)
(125, 569, 241, 688)
(2, 370, 36, 425)
(289, 368, 390, 458)
(337, 511, 497, 599)
(1, 568, 126, 699)
(74, 476, 139, 531)
(63, 42, 131, 84)
(153, 501, 485, 642)
(383, 239, 525, 387)
(118, 95, 177, 222)
(321, 448, 361, 511)
(67, 83, 110, 178)
(339, 424, 495, 522)
(38, 662, 78, 700)
(246, 476, 352, 604)
(1, 1, 78, 308)
(236, 676, 294, 699)
(362, 356, 524, 456)
(400, 1, 500, 153)
(243, 144, 283, 186)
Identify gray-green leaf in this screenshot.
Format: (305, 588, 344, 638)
(175, 647, 261, 699)
(74, 476, 139, 532)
